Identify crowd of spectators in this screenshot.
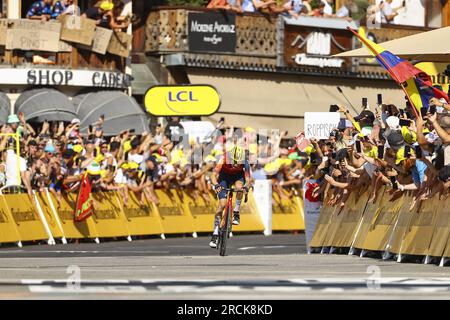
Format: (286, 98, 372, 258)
(206, 0, 354, 20)
(296, 97, 450, 209)
(2, 94, 448, 210)
(0, 113, 290, 209)
(25, 0, 134, 31)
(206, 0, 409, 24)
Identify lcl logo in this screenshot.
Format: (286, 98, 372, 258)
(167, 91, 199, 102)
(145, 84, 221, 116)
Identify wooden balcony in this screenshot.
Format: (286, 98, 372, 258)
(143, 7, 433, 78)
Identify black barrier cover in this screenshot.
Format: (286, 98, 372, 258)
(188, 12, 236, 53)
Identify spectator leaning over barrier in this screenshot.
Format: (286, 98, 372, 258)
(379, 0, 405, 24)
(26, 0, 54, 21)
(283, 0, 307, 18)
(81, 0, 114, 28)
(241, 0, 277, 13)
(52, 0, 80, 18)
(207, 0, 244, 12)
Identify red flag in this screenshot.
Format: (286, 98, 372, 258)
(74, 174, 94, 222)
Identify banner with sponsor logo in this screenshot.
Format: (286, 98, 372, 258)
(304, 112, 340, 139)
(188, 12, 236, 53)
(145, 85, 221, 116)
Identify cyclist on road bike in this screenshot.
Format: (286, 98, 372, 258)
(209, 145, 251, 248)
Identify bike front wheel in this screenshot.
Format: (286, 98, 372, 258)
(219, 206, 232, 256)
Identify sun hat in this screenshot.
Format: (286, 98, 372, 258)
(386, 116, 401, 130)
(7, 114, 20, 124)
(44, 144, 56, 153)
(395, 146, 415, 165)
(100, 1, 114, 11)
(87, 162, 101, 175)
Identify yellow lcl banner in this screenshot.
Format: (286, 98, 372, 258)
(414, 62, 449, 94)
(144, 85, 221, 116)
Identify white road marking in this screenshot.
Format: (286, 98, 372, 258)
(238, 246, 287, 250)
(0, 250, 170, 254)
(28, 285, 147, 294)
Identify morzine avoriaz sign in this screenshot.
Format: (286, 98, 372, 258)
(188, 12, 236, 53)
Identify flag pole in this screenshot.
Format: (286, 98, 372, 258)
(347, 27, 420, 119)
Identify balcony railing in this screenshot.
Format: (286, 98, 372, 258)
(0, 18, 130, 73)
(144, 7, 434, 78)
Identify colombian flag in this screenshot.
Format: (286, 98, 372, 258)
(404, 77, 449, 110)
(350, 27, 449, 111)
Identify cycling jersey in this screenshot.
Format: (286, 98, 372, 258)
(215, 151, 250, 175)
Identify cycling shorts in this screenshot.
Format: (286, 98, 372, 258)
(217, 171, 245, 200)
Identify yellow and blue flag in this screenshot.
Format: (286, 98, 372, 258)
(350, 27, 448, 111)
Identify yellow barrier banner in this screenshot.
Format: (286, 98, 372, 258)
(90, 191, 130, 238)
(1, 194, 49, 241)
(332, 190, 369, 248)
(42, 192, 99, 239)
(34, 192, 64, 239)
(181, 190, 216, 233)
(233, 192, 265, 233)
(387, 194, 416, 255)
(0, 198, 21, 244)
(322, 202, 347, 247)
(361, 194, 404, 252)
(309, 196, 337, 248)
(430, 196, 450, 258)
(154, 189, 195, 234)
(271, 191, 305, 231)
(352, 187, 386, 250)
(118, 191, 164, 236)
(399, 194, 440, 256)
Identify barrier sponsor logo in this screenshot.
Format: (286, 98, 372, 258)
(145, 85, 221, 116)
(10, 207, 38, 222)
(189, 204, 215, 216)
(123, 206, 152, 218)
(93, 208, 117, 220)
(159, 206, 183, 217)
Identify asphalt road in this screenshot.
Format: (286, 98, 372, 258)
(0, 233, 450, 299)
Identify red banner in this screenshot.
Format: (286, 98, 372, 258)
(74, 174, 94, 222)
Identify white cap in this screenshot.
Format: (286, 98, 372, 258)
(361, 127, 372, 136)
(425, 132, 439, 144)
(386, 116, 400, 130)
(71, 118, 80, 125)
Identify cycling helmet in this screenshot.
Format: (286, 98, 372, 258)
(228, 145, 245, 163)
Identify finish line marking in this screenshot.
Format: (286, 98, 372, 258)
(17, 278, 450, 294)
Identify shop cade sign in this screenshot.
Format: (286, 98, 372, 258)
(0, 68, 130, 89)
(144, 85, 221, 116)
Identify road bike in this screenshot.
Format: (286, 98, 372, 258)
(217, 187, 248, 256)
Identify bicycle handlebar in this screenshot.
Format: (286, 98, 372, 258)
(220, 187, 250, 203)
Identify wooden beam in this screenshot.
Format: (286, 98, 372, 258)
(443, 0, 450, 27)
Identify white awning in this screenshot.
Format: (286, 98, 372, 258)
(334, 26, 450, 62)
